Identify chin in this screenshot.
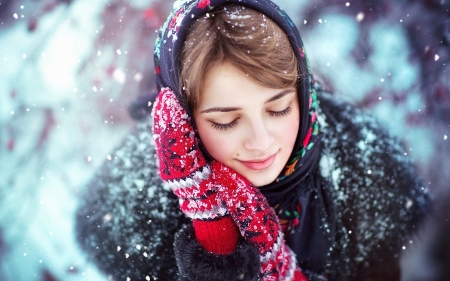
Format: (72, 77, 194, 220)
(244, 171, 279, 187)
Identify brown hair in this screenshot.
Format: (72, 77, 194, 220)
(180, 5, 298, 112)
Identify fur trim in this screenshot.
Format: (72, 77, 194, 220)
(174, 224, 260, 281)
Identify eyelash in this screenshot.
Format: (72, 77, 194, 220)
(211, 106, 292, 131)
(212, 119, 239, 131)
(269, 106, 292, 117)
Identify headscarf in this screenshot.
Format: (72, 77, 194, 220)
(154, 0, 329, 273)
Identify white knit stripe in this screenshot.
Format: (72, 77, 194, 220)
(260, 236, 297, 281)
(180, 199, 229, 220)
(166, 165, 211, 192)
(260, 230, 284, 264)
(175, 183, 217, 201)
(278, 247, 297, 281)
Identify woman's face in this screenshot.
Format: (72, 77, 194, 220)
(194, 62, 300, 186)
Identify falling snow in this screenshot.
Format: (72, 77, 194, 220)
(0, 0, 445, 280)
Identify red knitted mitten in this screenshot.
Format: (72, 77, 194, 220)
(152, 87, 239, 254)
(211, 162, 308, 281)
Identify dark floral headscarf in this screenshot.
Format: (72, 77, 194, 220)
(154, 0, 328, 266)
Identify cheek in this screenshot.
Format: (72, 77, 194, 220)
(196, 122, 236, 163)
(273, 113, 300, 164)
(274, 112, 300, 148)
(288, 114, 300, 145)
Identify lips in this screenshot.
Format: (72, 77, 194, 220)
(239, 153, 277, 170)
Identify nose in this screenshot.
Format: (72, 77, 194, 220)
(243, 118, 274, 151)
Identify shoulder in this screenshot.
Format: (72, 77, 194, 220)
(316, 90, 430, 273)
(317, 90, 428, 207)
(76, 118, 188, 280)
(317, 90, 424, 198)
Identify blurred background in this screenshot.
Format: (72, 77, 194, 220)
(0, 0, 448, 280)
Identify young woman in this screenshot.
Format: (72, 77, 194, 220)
(76, 0, 430, 280)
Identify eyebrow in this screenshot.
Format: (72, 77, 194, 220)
(265, 89, 296, 103)
(199, 89, 296, 114)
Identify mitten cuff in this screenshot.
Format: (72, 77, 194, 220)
(193, 216, 240, 254)
(174, 224, 260, 281)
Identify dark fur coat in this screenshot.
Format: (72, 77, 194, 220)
(76, 91, 430, 281)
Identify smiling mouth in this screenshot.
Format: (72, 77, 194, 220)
(239, 153, 277, 170)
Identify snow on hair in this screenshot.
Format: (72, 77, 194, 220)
(180, 4, 298, 111)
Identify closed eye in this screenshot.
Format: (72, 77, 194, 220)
(268, 106, 292, 117)
(211, 118, 239, 131)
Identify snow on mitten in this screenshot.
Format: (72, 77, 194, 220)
(152, 87, 239, 254)
(211, 162, 308, 281)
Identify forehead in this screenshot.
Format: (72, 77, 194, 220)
(200, 63, 277, 104)
(200, 62, 293, 107)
